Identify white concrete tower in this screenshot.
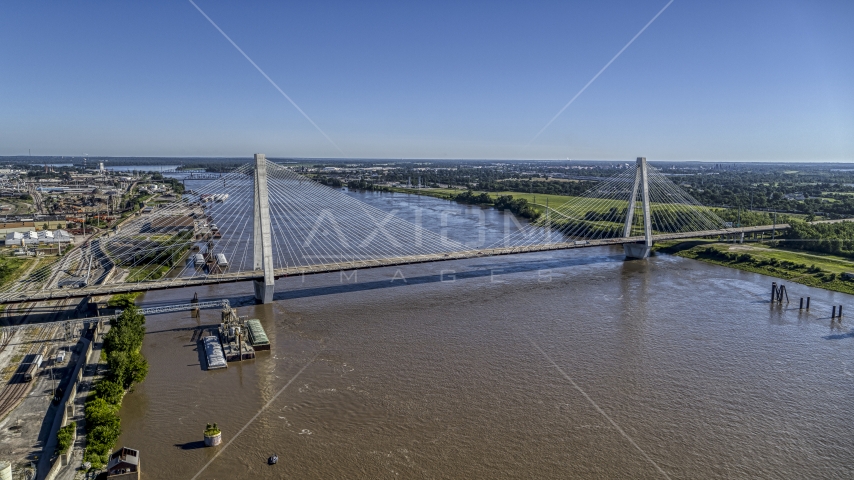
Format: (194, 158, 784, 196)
(253, 154, 275, 303)
(623, 157, 653, 259)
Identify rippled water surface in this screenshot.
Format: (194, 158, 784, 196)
(117, 191, 854, 479)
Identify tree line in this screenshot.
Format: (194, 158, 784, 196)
(83, 306, 149, 470)
(452, 191, 540, 221)
(783, 220, 854, 258)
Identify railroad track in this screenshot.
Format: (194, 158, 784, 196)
(0, 323, 58, 421)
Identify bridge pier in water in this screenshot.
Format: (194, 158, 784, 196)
(253, 153, 275, 304)
(623, 157, 653, 259)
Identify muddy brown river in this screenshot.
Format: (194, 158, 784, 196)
(117, 191, 854, 479)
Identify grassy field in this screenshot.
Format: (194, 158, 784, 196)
(127, 264, 171, 283)
(391, 188, 615, 213)
(0, 257, 34, 288)
(657, 240, 854, 295)
(388, 187, 461, 200)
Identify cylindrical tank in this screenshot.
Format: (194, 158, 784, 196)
(0, 460, 12, 480)
(204, 431, 222, 447)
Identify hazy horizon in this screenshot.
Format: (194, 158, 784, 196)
(2, 155, 852, 165)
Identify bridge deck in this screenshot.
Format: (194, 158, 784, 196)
(0, 224, 789, 305)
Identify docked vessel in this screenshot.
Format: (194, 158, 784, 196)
(203, 336, 227, 370)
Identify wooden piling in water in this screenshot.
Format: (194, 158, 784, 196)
(799, 298, 804, 309)
(771, 282, 777, 303)
(832, 306, 837, 318)
(806, 297, 811, 309)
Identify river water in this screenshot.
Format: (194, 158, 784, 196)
(117, 190, 854, 479)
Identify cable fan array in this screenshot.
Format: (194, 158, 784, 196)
(2, 160, 475, 300)
(0, 159, 729, 302)
(492, 164, 726, 249)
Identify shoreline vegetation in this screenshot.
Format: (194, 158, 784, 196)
(83, 305, 149, 471)
(350, 184, 814, 226)
(655, 238, 854, 296)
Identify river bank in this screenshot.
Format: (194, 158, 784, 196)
(656, 240, 854, 295)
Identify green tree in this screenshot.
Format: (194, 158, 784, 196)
(106, 293, 138, 309)
(104, 306, 146, 354)
(85, 397, 119, 427)
(128, 350, 149, 386)
(56, 422, 76, 454)
(93, 379, 124, 405)
(107, 347, 148, 389)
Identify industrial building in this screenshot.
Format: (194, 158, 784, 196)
(0, 221, 37, 235)
(4, 229, 74, 246)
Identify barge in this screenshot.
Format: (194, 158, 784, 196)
(245, 319, 270, 351)
(203, 335, 227, 370)
(218, 323, 255, 362)
(218, 304, 254, 362)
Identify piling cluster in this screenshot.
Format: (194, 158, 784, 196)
(770, 282, 788, 303)
(773, 282, 845, 321)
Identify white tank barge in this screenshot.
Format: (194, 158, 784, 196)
(203, 336, 227, 370)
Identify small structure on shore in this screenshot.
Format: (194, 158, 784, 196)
(106, 447, 140, 479)
(204, 423, 222, 447)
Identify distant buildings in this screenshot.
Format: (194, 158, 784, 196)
(4, 229, 74, 246)
(0, 221, 36, 235)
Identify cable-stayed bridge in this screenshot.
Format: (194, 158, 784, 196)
(0, 156, 785, 305)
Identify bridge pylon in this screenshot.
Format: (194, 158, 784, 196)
(623, 157, 653, 259)
(253, 153, 275, 303)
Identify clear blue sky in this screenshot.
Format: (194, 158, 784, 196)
(1, 1, 852, 161)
